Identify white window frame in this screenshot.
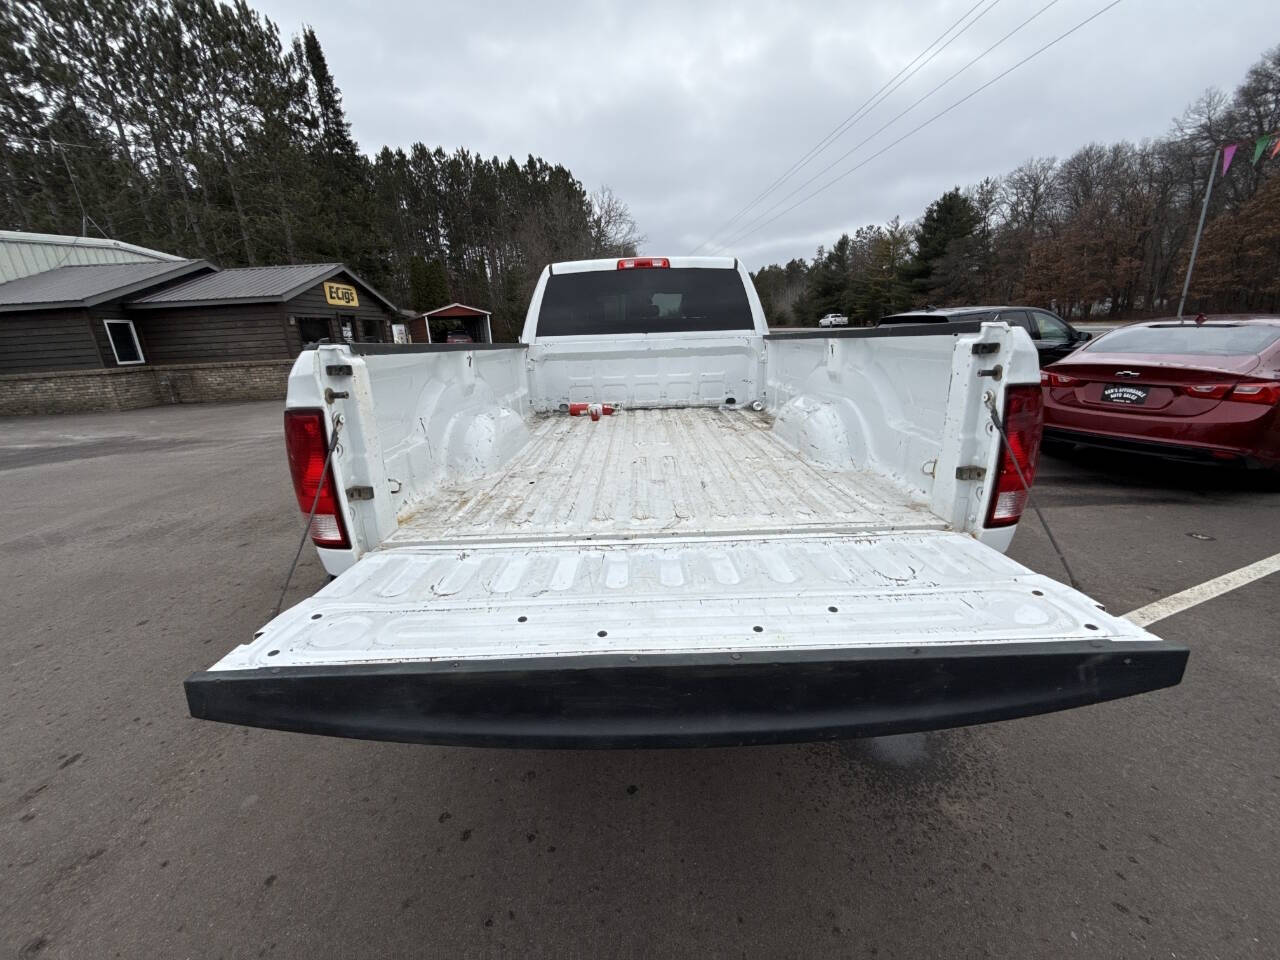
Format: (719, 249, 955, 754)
(103, 318, 146, 365)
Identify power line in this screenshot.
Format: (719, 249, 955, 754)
(688, 0, 998, 255)
(717, 0, 1126, 255)
(689, 0, 995, 254)
(711, 0, 1064, 254)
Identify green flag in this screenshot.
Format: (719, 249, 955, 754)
(1252, 135, 1273, 164)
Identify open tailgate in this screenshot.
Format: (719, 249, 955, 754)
(185, 530, 1187, 748)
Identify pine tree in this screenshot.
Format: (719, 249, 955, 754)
(407, 256, 450, 311)
(0, 0, 628, 338)
(300, 25, 377, 276)
(422, 259, 450, 308)
(300, 25, 355, 157)
(905, 187, 978, 300)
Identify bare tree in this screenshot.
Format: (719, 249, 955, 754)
(589, 185, 644, 256)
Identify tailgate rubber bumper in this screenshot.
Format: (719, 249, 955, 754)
(184, 641, 1189, 749)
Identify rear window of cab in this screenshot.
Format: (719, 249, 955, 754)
(537, 268, 753, 336)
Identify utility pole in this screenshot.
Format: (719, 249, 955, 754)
(1177, 146, 1220, 319)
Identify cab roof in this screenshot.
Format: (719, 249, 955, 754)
(548, 256, 736, 274)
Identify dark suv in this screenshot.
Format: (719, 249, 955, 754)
(879, 306, 1091, 367)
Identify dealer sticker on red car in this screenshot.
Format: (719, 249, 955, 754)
(1101, 384, 1149, 404)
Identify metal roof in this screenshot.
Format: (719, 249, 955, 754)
(129, 263, 339, 304)
(0, 260, 212, 313)
(0, 230, 182, 283)
(127, 262, 398, 311)
(421, 301, 491, 318)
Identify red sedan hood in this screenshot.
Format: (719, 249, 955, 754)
(1050, 352, 1262, 380)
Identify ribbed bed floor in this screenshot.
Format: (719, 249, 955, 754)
(388, 407, 942, 545)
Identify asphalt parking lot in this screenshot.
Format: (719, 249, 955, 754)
(3, 401, 1278, 959)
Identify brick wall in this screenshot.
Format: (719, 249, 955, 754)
(0, 360, 294, 416)
(151, 360, 292, 405)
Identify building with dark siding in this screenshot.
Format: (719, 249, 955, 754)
(0, 232, 403, 414)
(0, 258, 399, 374)
(0, 259, 214, 373)
(125, 263, 401, 362)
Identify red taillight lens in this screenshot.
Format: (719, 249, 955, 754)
(1183, 383, 1233, 399)
(1047, 372, 1078, 387)
(617, 257, 669, 269)
(283, 408, 350, 549)
(986, 386, 1044, 528)
(1228, 381, 1280, 405)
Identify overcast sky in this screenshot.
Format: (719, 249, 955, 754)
(254, 0, 1273, 270)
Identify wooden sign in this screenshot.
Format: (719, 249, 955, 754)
(323, 281, 359, 307)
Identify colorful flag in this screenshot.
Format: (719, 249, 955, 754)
(1272, 137, 1280, 160)
(1252, 135, 1271, 164)
(1222, 144, 1237, 174)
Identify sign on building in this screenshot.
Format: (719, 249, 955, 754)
(323, 281, 359, 307)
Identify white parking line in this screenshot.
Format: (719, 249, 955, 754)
(1124, 551, 1280, 627)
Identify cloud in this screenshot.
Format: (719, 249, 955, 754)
(257, 0, 1275, 269)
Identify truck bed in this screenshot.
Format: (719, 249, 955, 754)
(387, 407, 942, 546)
(187, 308, 1188, 749)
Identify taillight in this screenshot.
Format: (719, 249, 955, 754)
(617, 257, 669, 269)
(283, 408, 350, 549)
(1228, 381, 1280, 405)
(986, 386, 1044, 528)
(1183, 383, 1233, 399)
(1047, 372, 1078, 387)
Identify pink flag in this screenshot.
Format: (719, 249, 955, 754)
(1222, 144, 1237, 174)
(1271, 137, 1280, 160)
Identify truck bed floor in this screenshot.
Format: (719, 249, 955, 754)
(388, 407, 942, 545)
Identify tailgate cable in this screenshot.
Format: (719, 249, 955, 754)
(985, 394, 1080, 590)
(273, 414, 343, 618)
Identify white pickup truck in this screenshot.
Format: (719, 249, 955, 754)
(186, 256, 1186, 748)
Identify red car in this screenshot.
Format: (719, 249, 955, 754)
(1042, 316, 1280, 469)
